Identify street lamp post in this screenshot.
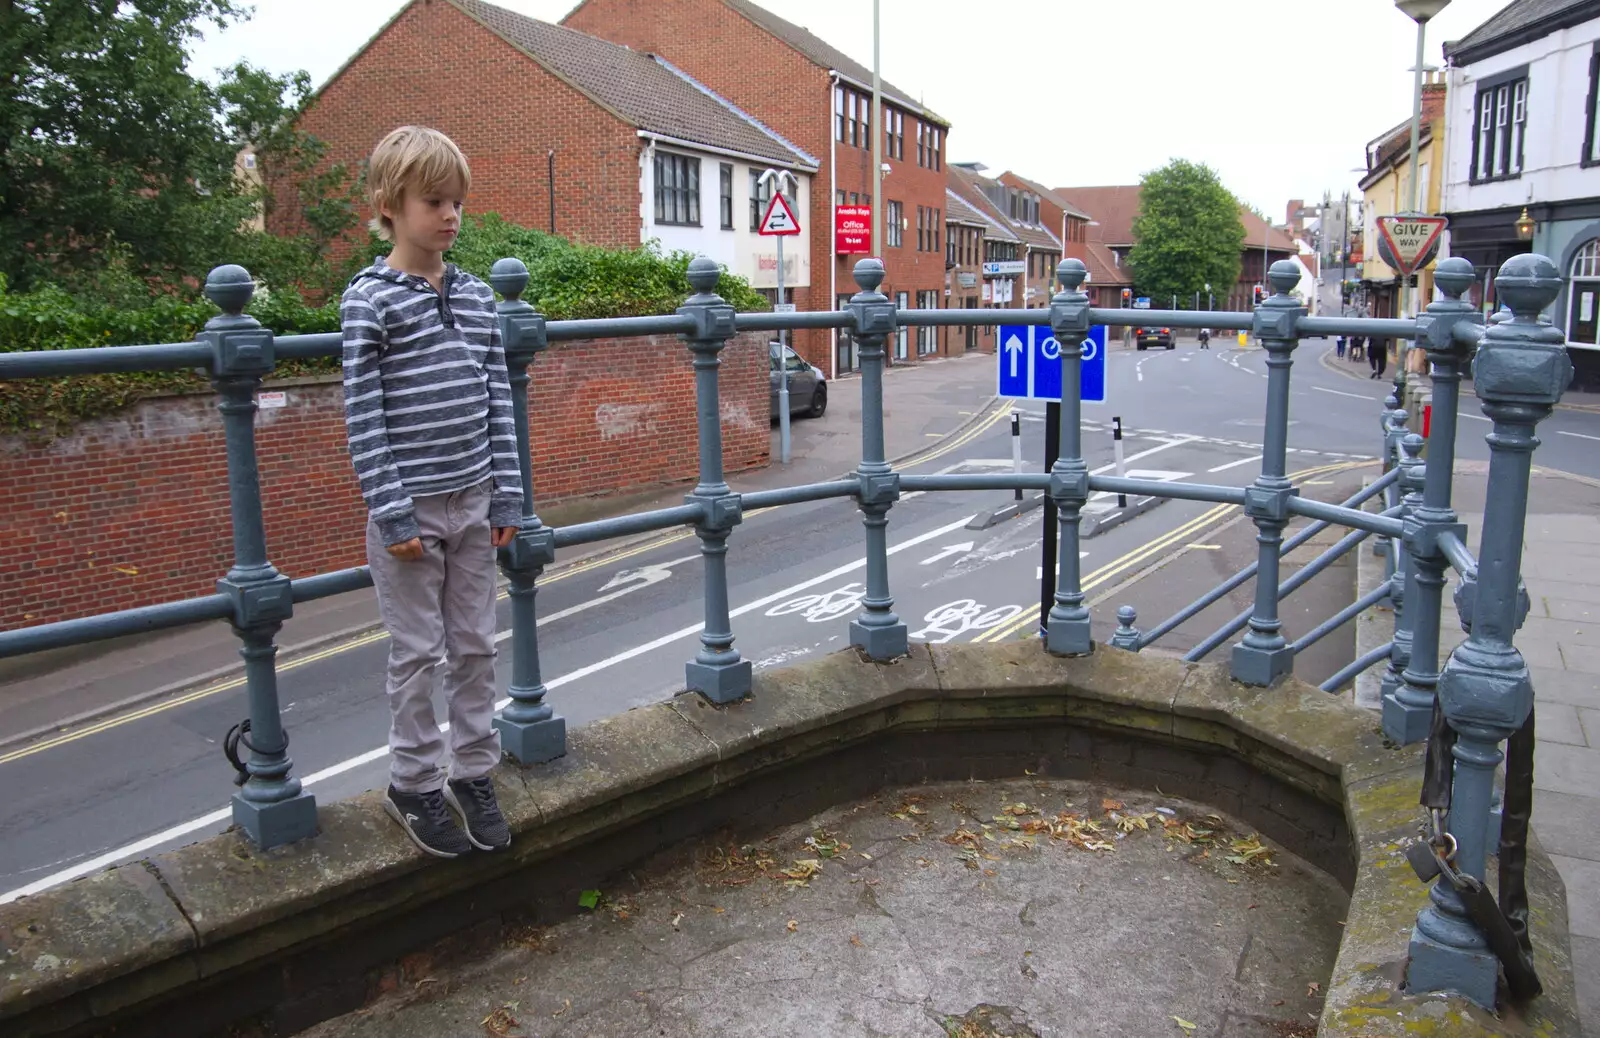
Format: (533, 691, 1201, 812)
(1394, 0, 1451, 387)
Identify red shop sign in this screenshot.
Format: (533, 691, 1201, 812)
(836, 205, 870, 255)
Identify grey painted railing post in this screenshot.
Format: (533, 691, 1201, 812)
(1046, 259, 1093, 655)
(488, 258, 566, 764)
(1374, 393, 1405, 561)
(1110, 606, 1141, 651)
(1406, 254, 1571, 1007)
(1380, 433, 1425, 705)
(847, 258, 909, 660)
(1230, 261, 1305, 685)
(1383, 258, 1480, 744)
(679, 257, 753, 701)
(200, 265, 316, 849)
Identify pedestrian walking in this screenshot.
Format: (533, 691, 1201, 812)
(1198, 327, 1210, 350)
(341, 126, 520, 859)
(1350, 335, 1366, 362)
(1336, 335, 1346, 359)
(1369, 336, 1389, 379)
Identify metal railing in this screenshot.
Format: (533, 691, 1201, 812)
(0, 251, 1574, 1011)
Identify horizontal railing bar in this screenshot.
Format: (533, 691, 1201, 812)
(900, 473, 1048, 493)
(0, 593, 233, 659)
(1133, 483, 1399, 650)
(274, 333, 342, 360)
(1290, 583, 1391, 654)
(1184, 523, 1375, 662)
(1088, 308, 1252, 331)
(1438, 530, 1478, 578)
(552, 503, 704, 548)
(290, 566, 372, 603)
(734, 312, 854, 332)
(1288, 497, 1404, 537)
(545, 315, 697, 341)
(1087, 477, 1247, 505)
(1453, 322, 1486, 348)
(742, 481, 858, 508)
(1297, 316, 1420, 340)
(1320, 640, 1395, 693)
(897, 308, 1050, 327)
(0, 342, 212, 378)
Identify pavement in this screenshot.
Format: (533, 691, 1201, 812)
(297, 777, 1344, 1038)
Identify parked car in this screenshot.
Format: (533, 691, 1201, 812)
(1135, 326, 1175, 350)
(770, 342, 827, 419)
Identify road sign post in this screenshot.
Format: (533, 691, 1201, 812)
(759, 172, 801, 463)
(1375, 213, 1448, 398)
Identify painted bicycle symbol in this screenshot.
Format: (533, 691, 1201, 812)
(909, 599, 1024, 644)
(766, 583, 867, 623)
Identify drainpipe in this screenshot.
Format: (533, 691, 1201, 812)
(829, 71, 838, 381)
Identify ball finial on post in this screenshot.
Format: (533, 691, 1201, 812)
(686, 255, 722, 296)
(204, 265, 255, 316)
(1492, 254, 1562, 322)
(853, 257, 886, 294)
(490, 257, 530, 302)
(1055, 258, 1088, 293)
(1433, 256, 1476, 301)
(1267, 260, 1300, 299)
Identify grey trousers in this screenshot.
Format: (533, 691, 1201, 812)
(367, 480, 502, 793)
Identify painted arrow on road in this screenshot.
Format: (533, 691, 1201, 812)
(920, 542, 975, 566)
(495, 554, 700, 642)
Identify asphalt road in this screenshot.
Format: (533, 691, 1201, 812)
(5, 338, 1599, 901)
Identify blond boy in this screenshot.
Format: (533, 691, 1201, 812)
(340, 126, 520, 857)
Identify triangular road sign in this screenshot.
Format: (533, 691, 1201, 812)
(1375, 214, 1448, 275)
(758, 192, 801, 236)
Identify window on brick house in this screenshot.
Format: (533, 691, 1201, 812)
(750, 170, 794, 231)
(835, 86, 846, 142)
(915, 206, 923, 251)
(860, 92, 870, 145)
(886, 200, 903, 247)
(885, 109, 903, 160)
(654, 152, 699, 226)
(837, 189, 846, 206)
(916, 290, 938, 354)
(933, 208, 941, 255)
(848, 91, 859, 146)
(933, 128, 941, 170)
(719, 164, 733, 230)
(947, 226, 956, 265)
(917, 122, 925, 167)
(1472, 69, 1528, 181)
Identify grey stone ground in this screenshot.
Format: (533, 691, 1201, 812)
(299, 778, 1344, 1038)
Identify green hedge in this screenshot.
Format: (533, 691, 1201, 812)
(0, 214, 768, 437)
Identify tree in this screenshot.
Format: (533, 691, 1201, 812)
(1128, 160, 1245, 310)
(0, 0, 358, 294)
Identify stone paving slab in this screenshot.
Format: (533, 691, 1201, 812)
(298, 778, 1345, 1038)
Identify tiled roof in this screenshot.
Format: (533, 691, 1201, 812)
(949, 166, 1062, 251)
(1056, 183, 1296, 252)
(449, 0, 813, 168)
(1083, 240, 1131, 287)
(999, 171, 1090, 220)
(944, 190, 988, 228)
(945, 175, 1020, 242)
(1446, 0, 1600, 63)
(719, 0, 949, 126)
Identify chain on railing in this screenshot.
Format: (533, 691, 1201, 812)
(0, 250, 1574, 1012)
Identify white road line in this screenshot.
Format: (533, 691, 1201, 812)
(1313, 386, 1379, 402)
(1207, 454, 1262, 473)
(0, 513, 981, 906)
(1460, 413, 1492, 423)
(1557, 430, 1600, 442)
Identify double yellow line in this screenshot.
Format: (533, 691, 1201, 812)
(0, 398, 1065, 766)
(971, 460, 1370, 643)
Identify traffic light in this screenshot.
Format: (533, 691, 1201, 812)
(1120, 288, 1132, 307)
(1252, 284, 1266, 307)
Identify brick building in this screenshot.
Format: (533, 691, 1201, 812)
(998, 171, 1092, 275)
(943, 190, 997, 354)
(949, 165, 1062, 326)
(562, 0, 952, 378)
(274, 0, 817, 296)
(1055, 184, 1298, 312)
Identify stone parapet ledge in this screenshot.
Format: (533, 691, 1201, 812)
(0, 643, 1580, 1037)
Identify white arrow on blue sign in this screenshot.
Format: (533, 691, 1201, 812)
(996, 325, 1106, 403)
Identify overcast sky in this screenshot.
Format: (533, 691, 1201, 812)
(189, 0, 1510, 220)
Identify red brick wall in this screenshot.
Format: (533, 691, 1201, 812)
(564, 0, 947, 376)
(270, 0, 643, 257)
(0, 333, 768, 631)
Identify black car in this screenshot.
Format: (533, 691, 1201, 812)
(1135, 326, 1175, 350)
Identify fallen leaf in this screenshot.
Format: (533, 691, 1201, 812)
(786, 919, 798, 933)
(670, 912, 683, 928)
(860, 851, 873, 860)
(1173, 1016, 1197, 1032)
(551, 999, 571, 1017)
(1307, 982, 1321, 997)
(850, 934, 864, 947)
(778, 858, 822, 887)
(1102, 798, 1124, 812)
(577, 889, 601, 910)
(1272, 1000, 1285, 1007)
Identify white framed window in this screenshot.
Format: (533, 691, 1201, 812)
(1572, 239, 1600, 280)
(1473, 71, 1527, 182)
(835, 86, 845, 142)
(653, 152, 700, 226)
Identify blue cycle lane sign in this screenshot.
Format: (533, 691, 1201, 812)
(997, 324, 1107, 403)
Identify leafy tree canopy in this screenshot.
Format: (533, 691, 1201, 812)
(1128, 159, 1245, 310)
(0, 0, 359, 295)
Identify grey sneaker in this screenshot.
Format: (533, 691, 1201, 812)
(385, 786, 472, 858)
(444, 776, 512, 851)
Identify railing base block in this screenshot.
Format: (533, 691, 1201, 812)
(1229, 643, 1294, 686)
(1381, 690, 1433, 744)
(687, 659, 754, 705)
(232, 789, 318, 850)
(1405, 928, 1500, 1010)
(850, 621, 909, 662)
(1044, 619, 1093, 657)
(495, 714, 567, 765)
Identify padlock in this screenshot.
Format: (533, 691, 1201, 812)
(1405, 840, 1442, 883)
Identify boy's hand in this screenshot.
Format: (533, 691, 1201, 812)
(491, 527, 519, 549)
(386, 537, 424, 562)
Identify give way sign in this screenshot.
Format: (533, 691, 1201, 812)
(1375, 214, 1448, 275)
(758, 192, 801, 236)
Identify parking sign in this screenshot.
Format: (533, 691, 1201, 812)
(996, 325, 1106, 403)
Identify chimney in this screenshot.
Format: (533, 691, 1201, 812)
(1422, 70, 1446, 126)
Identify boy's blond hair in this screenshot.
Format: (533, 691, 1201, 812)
(366, 126, 471, 241)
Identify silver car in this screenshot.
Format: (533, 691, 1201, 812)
(770, 342, 827, 419)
